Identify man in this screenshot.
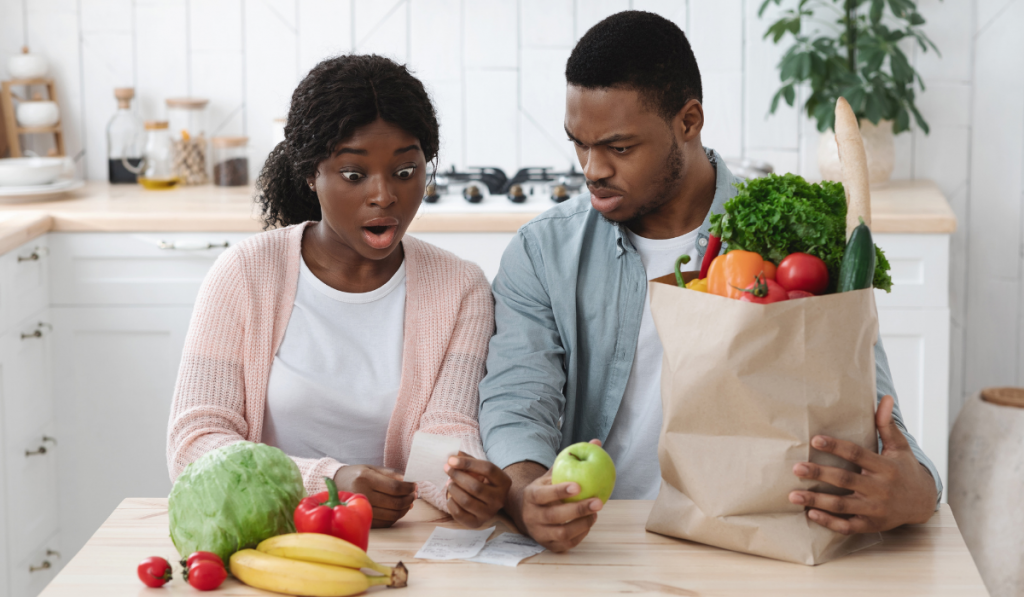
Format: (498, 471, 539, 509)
(478, 10, 941, 553)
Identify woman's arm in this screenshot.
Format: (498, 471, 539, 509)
(415, 262, 495, 511)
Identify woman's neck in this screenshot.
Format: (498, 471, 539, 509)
(300, 222, 405, 294)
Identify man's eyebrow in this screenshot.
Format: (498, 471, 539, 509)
(335, 147, 368, 156)
(563, 127, 636, 146)
(394, 144, 421, 155)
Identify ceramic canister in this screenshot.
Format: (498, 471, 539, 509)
(8, 46, 48, 79)
(16, 101, 60, 128)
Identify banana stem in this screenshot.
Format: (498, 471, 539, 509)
(389, 562, 408, 588)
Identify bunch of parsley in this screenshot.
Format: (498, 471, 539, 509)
(709, 173, 892, 293)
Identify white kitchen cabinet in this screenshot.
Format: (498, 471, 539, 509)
(7, 532, 61, 597)
(50, 306, 194, 565)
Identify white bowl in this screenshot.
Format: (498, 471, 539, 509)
(0, 157, 70, 186)
(16, 101, 60, 128)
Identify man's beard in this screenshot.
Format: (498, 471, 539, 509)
(600, 139, 684, 227)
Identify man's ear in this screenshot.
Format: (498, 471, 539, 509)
(674, 99, 705, 142)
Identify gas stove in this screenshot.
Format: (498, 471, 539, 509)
(421, 166, 586, 213)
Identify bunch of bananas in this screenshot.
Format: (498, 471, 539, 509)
(230, 533, 408, 596)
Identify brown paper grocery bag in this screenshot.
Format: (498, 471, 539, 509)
(644, 280, 882, 565)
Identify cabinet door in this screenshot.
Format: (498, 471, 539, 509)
(50, 306, 193, 563)
(48, 233, 253, 306)
(7, 531, 61, 597)
(878, 307, 950, 501)
(0, 238, 50, 337)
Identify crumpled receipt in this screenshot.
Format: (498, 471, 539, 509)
(467, 533, 546, 567)
(415, 526, 496, 560)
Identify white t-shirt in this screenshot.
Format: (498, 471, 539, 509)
(262, 256, 406, 466)
(603, 228, 699, 499)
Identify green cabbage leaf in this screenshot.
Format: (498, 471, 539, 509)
(168, 442, 305, 563)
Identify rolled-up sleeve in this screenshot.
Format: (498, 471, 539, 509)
(479, 231, 567, 470)
(874, 337, 944, 505)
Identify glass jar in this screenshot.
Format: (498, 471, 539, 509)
(106, 87, 145, 183)
(136, 121, 179, 190)
(211, 136, 249, 186)
(165, 97, 209, 185)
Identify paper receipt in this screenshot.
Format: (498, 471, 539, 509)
(467, 533, 546, 567)
(414, 526, 496, 560)
(402, 431, 462, 492)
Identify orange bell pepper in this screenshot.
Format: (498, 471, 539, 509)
(707, 250, 776, 299)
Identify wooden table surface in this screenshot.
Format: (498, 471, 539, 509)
(39, 498, 987, 597)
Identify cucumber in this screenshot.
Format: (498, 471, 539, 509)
(836, 221, 876, 292)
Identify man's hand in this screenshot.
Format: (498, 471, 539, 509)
(503, 439, 604, 553)
(334, 465, 417, 528)
(445, 452, 512, 529)
(788, 395, 938, 534)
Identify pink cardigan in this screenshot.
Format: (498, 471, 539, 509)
(166, 222, 494, 511)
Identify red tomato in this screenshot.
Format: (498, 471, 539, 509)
(787, 289, 815, 300)
(137, 556, 172, 588)
(776, 253, 828, 294)
(185, 552, 223, 570)
(186, 560, 227, 591)
(739, 277, 789, 304)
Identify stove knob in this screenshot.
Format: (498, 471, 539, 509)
(424, 183, 440, 203)
(463, 185, 483, 204)
(551, 184, 569, 203)
(507, 184, 527, 203)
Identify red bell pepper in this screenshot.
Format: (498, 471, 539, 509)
(294, 477, 373, 551)
(698, 234, 722, 280)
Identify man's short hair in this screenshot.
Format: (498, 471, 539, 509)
(565, 11, 702, 120)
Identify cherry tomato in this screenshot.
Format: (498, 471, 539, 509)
(184, 551, 223, 570)
(739, 277, 789, 304)
(776, 252, 828, 295)
(137, 556, 172, 588)
(787, 289, 815, 299)
(186, 560, 227, 591)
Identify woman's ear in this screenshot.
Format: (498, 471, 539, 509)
(306, 176, 316, 191)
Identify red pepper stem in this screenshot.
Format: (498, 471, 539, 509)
(321, 476, 342, 508)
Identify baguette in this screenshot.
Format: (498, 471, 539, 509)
(834, 97, 871, 237)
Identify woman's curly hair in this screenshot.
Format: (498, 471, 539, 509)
(256, 54, 440, 229)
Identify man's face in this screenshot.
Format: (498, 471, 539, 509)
(564, 85, 685, 224)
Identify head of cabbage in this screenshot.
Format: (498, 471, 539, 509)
(169, 442, 306, 563)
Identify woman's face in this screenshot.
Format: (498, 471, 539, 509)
(308, 118, 426, 261)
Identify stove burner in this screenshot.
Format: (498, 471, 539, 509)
(507, 184, 527, 203)
(551, 184, 570, 203)
(463, 185, 483, 203)
(423, 183, 440, 203)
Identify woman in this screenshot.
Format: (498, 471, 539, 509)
(167, 54, 508, 529)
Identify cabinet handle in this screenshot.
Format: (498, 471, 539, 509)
(17, 247, 49, 262)
(158, 240, 230, 251)
(46, 549, 61, 558)
(43, 435, 58, 446)
(20, 322, 52, 340)
(25, 446, 47, 457)
(29, 561, 51, 573)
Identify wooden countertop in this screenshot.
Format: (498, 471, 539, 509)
(40, 498, 985, 596)
(0, 179, 956, 256)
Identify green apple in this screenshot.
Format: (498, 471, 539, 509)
(550, 442, 616, 503)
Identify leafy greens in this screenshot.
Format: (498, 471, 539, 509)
(709, 173, 892, 293)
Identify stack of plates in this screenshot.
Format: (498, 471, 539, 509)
(0, 157, 84, 202)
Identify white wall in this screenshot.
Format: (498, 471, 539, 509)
(1, 0, 1022, 425)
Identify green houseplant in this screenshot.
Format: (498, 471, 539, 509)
(760, 0, 939, 183)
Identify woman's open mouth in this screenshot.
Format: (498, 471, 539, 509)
(361, 217, 400, 250)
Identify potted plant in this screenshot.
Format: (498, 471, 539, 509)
(760, 0, 939, 184)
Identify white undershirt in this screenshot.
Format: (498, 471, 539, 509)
(603, 228, 699, 499)
(262, 256, 406, 466)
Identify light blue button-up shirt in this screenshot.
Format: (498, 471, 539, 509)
(478, 149, 942, 502)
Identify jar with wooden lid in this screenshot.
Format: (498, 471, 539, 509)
(211, 136, 249, 187)
(136, 121, 178, 190)
(165, 97, 209, 185)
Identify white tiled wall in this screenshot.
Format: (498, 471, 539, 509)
(0, 0, 1022, 424)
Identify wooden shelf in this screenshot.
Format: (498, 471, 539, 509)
(6, 77, 51, 86)
(16, 125, 61, 134)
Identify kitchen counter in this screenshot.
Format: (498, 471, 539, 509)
(40, 498, 986, 596)
(0, 179, 956, 256)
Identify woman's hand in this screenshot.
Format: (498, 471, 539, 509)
(333, 465, 417, 528)
(444, 452, 512, 529)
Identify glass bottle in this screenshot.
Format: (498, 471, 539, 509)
(136, 121, 179, 190)
(106, 87, 145, 184)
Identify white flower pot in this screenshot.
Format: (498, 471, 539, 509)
(817, 119, 895, 186)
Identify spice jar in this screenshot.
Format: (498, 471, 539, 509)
(211, 136, 249, 187)
(166, 97, 209, 185)
(136, 121, 179, 190)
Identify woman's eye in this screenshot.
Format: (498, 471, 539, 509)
(395, 166, 416, 179)
(341, 171, 364, 182)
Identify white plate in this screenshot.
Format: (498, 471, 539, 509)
(0, 178, 85, 202)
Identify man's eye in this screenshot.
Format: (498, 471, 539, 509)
(568, 137, 584, 148)
(611, 146, 628, 154)
(341, 171, 364, 182)
(395, 166, 416, 179)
